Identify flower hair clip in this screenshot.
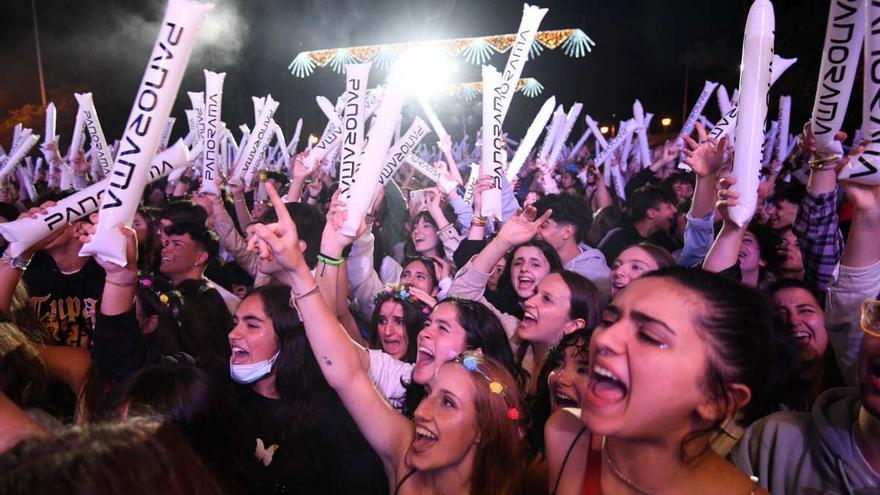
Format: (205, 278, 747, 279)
(373, 284, 431, 315)
(138, 274, 182, 319)
(455, 350, 521, 421)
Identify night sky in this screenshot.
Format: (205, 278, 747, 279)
(0, 0, 835, 149)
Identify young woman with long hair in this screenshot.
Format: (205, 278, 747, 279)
(247, 184, 529, 493)
(545, 268, 794, 494)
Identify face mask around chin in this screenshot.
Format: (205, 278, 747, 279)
(229, 351, 280, 384)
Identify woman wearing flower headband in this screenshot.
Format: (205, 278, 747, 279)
(247, 186, 528, 493)
(272, 191, 522, 415)
(369, 285, 430, 362)
(545, 268, 791, 494)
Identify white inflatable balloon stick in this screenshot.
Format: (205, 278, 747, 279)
(729, 0, 774, 228)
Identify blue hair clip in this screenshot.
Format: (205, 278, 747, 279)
(462, 355, 479, 371)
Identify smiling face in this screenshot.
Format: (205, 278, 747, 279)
(610, 246, 660, 297)
(509, 245, 552, 299)
(577, 277, 718, 440)
(548, 337, 590, 410)
(411, 216, 440, 256)
(518, 273, 577, 346)
(160, 233, 205, 282)
(767, 199, 797, 229)
(773, 287, 828, 366)
(228, 295, 279, 366)
(377, 300, 408, 360)
(407, 364, 480, 472)
(413, 302, 468, 385)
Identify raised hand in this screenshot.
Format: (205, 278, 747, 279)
(438, 134, 453, 153)
(715, 175, 742, 227)
(291, 151, 311, 182)
(72, 150, 90, 176)
(842, 180, 880, 213)
(495, 205, 553, 249)
(321, 191, 368, 257)
(682, 122, 729, 178)
(247, 182, 308, 275)
(407, 286, 438, 308)
(471, 175, 495, 215)
(78, 222, 139, 277)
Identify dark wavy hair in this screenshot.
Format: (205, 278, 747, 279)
(525, 327, 591, 457)
(246, 285, 343, 430)
(402, 298, 526, 417)
(498, 238, 563, 299)
(368, 293, 429, 363)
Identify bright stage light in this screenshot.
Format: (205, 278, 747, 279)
(389, 45, 457, 96)
(660, 117, 672, 127)
(599, 125, 610, 135)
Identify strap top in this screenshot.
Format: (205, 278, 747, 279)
(550, 426, 586, 495)
(393, 468, 417, 495)
(582, 435, 603, 495)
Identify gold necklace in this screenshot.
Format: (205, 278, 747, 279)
(602, 437, 653, 495)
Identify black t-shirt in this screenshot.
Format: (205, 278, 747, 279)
(226, 386, 388, 495)
(598, 224, 644, 265)
(24, 252, 105, 348)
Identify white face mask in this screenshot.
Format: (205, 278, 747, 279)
(230, 351, 280, 384)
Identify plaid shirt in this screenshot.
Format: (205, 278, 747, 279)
(792, 189, 843, 292)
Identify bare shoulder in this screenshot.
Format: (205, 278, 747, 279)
(698, 453, 768, 495)
(545, 407, 584, 438)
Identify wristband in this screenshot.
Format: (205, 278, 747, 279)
(0, 255, 30, 271)
(471, 216, 488, 227)
(289, 284, 320, 314)
(105, 277, 137, 288)
(317, 253, 344, 266)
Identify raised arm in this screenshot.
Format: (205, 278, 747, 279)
(681, 123, 728, 266)
(825, 179, 880, 386)
(791, 126, 851, 292)
(250, 183, 412, 468)
(702, 176, 747, 275)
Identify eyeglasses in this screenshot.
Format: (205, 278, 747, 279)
(860, 300, 880, 338)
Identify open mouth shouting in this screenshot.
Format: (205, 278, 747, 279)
(553, 389, 578, 409)
(412, 422, 439, 453)
(415, 344, 436, 369)
(583, 362, 628, 409)
(515, 274, 536, 295)
(230, 344, 250, 364)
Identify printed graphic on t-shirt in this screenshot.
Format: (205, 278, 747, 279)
(30, 294, 98, 348)
(255, 438, 279, 467)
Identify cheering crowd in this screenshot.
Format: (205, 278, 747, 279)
(0, 115, 878, 495)
(2, 2, 880, 495)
